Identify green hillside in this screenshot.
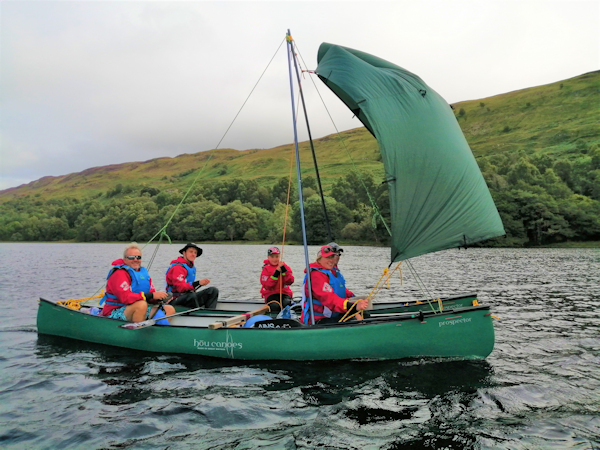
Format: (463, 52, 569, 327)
(1, 70, 598, 202)
(1, 70, 599, 246)
(454, 71, 599, 159)
(0, 128, 382, 202)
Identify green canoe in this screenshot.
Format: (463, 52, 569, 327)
(37, 298, 494, 361)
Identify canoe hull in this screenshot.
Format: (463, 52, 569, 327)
(37, 298, 495, 361)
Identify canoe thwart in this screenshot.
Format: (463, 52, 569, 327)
(209, 305, 270, 329)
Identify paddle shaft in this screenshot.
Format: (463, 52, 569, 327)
(119, 306, 204, 330)
(208, 305, 270, 329)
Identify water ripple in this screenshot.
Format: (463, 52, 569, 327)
(0, 244, 599, 448)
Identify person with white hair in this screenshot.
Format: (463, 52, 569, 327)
(100, 243, 174, 323)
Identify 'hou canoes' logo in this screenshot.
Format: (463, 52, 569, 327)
(193, 335, 242, 357)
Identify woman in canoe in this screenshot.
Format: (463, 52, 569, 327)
(301, 245, 369, 325)
(100, 243, 175, 323)
(260, 246, 294, 312)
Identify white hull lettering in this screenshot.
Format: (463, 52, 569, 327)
(439, 317, 472, 327)
(194, 338, 243, 350)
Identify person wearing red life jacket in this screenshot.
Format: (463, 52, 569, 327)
(165, 243, 219, 309)
(100, 243, 174, 322)
(301, 245, 369, 325)
(260, 246, 294, 313)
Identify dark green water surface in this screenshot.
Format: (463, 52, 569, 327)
(1, 243, 598, 449)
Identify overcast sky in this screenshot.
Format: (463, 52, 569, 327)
(1, 0, 598, 191)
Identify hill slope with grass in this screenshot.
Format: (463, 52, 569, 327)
(1, 70, 599, 245)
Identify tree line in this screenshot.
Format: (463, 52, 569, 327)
(0, 175, 389, 245)
(1, 147, 599, 246)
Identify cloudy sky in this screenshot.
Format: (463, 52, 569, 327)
(1, 0, 598, 191)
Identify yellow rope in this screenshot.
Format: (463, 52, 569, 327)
(57, 292, 104, 311)
(365, 263, 402, 303)
(339, 263, 402, 323)
(339, 302, 364, 323)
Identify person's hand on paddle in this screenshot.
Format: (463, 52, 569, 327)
(152, 291, 169, 301)
(160, 293, 173, 304)
(278, 264, 287, 274)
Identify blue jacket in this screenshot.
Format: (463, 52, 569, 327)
(301, 266, 348, 324)
(100, 264, 151, 307)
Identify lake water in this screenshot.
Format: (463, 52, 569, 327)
(0, 243, 599, 449)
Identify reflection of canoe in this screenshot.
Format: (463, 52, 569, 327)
(211, 292, 479, 314)
(37, 298, 495, 361)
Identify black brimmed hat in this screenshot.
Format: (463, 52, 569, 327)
(179, 242, 203, 256)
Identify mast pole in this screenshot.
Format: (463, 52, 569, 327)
(286, 30, 315, 325)
(289, 43, 333, 242)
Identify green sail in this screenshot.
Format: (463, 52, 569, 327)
(316, 43, 505, 262)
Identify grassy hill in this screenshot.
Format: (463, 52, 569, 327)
(1, 70, 598, 203)
(0, 128, 382, 202)
(454, 70, 599, 160)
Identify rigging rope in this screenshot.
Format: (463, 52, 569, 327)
(294, 44, 392, 237)
(83, 37, 288, 300)
(267, 143, 296, 313)
(57, 292, 104, 311)
(143, 36, 287, 268)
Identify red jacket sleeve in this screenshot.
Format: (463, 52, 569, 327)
(106, 269, 145, 305)
(282, 264, 294, 286)
(260, 266, 278, 290)
(309, 270, 348, 313)
(166, 264, 193, 293)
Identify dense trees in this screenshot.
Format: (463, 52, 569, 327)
(1, 148, 600, 246)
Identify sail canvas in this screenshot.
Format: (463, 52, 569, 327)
(316, 43, 505, 262)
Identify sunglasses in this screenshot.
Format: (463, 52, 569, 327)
(125, 255, 142, 260)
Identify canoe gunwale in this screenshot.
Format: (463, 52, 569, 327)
(38, 297, 491, 330)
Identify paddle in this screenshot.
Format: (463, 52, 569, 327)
(208, 305, 270, 329)
(119, 306, 203, 330)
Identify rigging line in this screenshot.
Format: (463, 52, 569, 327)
(294, 46, 392, 237)
(290, 40, 333, 242)
(403, 259, 439, 313)
(142, 37, 287, 263)
(212, 36, 287, 152)
(275, 144, 295, 311)
(287, 30, 315, 325)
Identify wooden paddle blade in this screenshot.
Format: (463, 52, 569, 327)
(208, 305, 270, 329)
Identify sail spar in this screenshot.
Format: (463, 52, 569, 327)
(316, 43, 505, 262)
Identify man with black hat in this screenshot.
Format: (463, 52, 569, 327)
(165, 243, 219, 309)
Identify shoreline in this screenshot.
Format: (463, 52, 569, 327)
(1, 240, 598, 248)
